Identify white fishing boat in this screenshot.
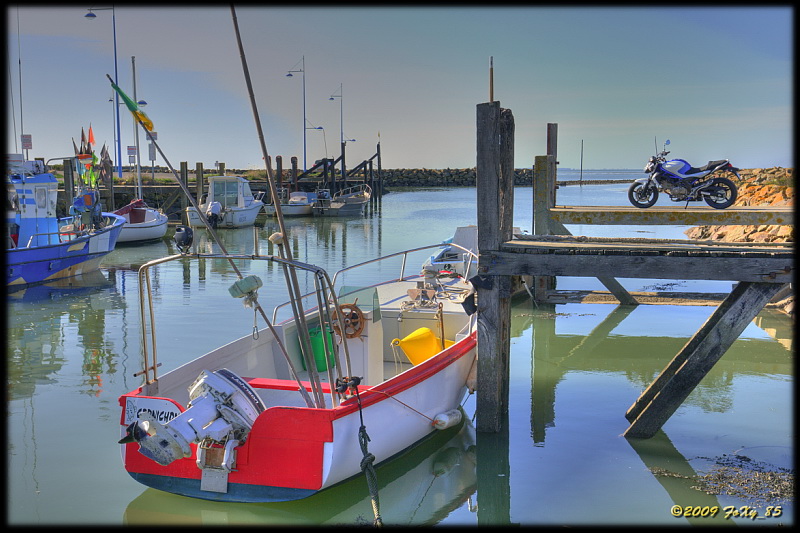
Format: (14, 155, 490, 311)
(186, 175, 265, 228)
(422, 225, 522, 279)
(117, 232, 479, 503)
(264, 189, 317, 217)
(114, 199, 168, 243)
(312, 184, 371, 217)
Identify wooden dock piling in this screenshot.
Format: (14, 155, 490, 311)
(475, 101, 515, 433)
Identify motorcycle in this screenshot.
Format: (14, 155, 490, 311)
(629, 140, 740, 209)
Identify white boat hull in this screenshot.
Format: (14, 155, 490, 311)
(186, 203, 263, 228)
(117, 208, 169, 243)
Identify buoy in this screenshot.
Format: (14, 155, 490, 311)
(432, 408, 462, 430)
(391, 327, 453, 366)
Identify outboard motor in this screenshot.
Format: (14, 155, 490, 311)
(119, 368, 266, 469)
(173, 225, 193, 253)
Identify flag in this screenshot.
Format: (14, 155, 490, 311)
(97, 143, 113, 186)
(88, 125, 95, 145)
(80, 127, 87, 154)
(106, 74, 153, 132)
(72, 138, 80, 156)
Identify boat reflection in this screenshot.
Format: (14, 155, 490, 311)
(6, 268, 126, 400)
(123, 418, 477, 526)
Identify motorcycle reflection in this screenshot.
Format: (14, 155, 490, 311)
(629, 139, 740, 209)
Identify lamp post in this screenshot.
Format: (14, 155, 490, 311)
(286, 56, 307, 172)
(329, 83, 344, 147)
(131, 55, 147, 199)
(307, 125, 327, 159)
(85, 6, 122, 181)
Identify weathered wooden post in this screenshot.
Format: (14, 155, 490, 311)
(291, 156, 298, 191)
(376, 142, 382, 199)
(276, 155, 283, 192)
(475, 100, 514, 433)
(179, 162, 189, 224)
(195, 162, 204, 204)
(62, 159, 75, 208)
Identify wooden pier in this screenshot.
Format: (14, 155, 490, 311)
(474, 101, 793, 437)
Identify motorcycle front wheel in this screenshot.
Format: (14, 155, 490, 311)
(628, 182, 658, 208)
(703, 177, 737, 209)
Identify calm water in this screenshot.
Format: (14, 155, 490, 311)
(6, 182, 793, 526)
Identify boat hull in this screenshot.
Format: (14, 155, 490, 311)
(118, 331, 476, 503)
(264, 203, 314, 217)
(6, 214, 125, 290)
(117, 208, 168, 243)
(186, 203, 263, 228)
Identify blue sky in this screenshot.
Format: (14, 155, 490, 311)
(6, 5, 794, 171)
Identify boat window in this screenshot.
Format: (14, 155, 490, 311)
(225, 180, 239, 207)
(241, 181, 253, 199)
(212, 180, 225, 202)
(35, 186, 47, 209)
(6, 186, 18, 211)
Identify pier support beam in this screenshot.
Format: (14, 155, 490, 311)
(624, 281, 787, 438)
(475, 101, 514, 433)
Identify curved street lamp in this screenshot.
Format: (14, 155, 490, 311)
(85, 6, 122, 181)
(286, 56, 307, 172)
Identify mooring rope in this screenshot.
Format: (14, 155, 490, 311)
(338, 378, 383, 527)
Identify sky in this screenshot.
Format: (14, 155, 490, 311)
(5, 4, 794, 172)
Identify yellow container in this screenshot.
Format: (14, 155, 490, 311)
(392, 327, 454, 366)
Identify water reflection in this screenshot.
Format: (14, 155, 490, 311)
(123, 419, 477, 526)
(6, 269, 125, 400)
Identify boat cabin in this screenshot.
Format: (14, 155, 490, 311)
(204, 176, 260, 209)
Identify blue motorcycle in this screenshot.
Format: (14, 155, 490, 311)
(629, 140, 740, 209)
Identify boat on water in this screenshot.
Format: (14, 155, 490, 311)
(6, 155, 125, 292)
(114, 199, 168, 243)
(422, 225, 522, 279)
(312, 184, 371, 217)
(185, 175, 265, 228)
(263, 189, 317, 217)
(117, 231, 479, 503)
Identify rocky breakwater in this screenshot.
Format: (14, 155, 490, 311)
(683, 167, 794, 315)
(380, 168, 534, 187)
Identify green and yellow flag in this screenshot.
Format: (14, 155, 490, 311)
(106, 73, 153, 132)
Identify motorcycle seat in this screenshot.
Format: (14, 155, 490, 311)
(689, 160, 728, 174)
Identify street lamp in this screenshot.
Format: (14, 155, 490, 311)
(306, 124, 327, 159)
(328, 83, 344, 146)
(286, 56, 307, 172)
(85, 6, 122, 181)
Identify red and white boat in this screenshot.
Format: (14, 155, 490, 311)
(113, 199, 168, 243)
(118, 236, 478, 503)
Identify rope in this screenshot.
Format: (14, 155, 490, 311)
(343, 379, 382, 527)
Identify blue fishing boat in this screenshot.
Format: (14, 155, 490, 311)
(6, 155, 125, 293)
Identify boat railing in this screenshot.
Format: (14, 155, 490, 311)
(270, 242, 478, 323)
(21, 228, 91, 247)
(333, 183, 371, 199)
(135, 251, 350, 406)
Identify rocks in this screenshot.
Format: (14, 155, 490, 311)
(683, 168, 794, 243)
(683, 167, 794, 317)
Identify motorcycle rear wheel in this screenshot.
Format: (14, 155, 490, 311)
(703, 177, 737, 209)
(628, 182, 658, 208)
